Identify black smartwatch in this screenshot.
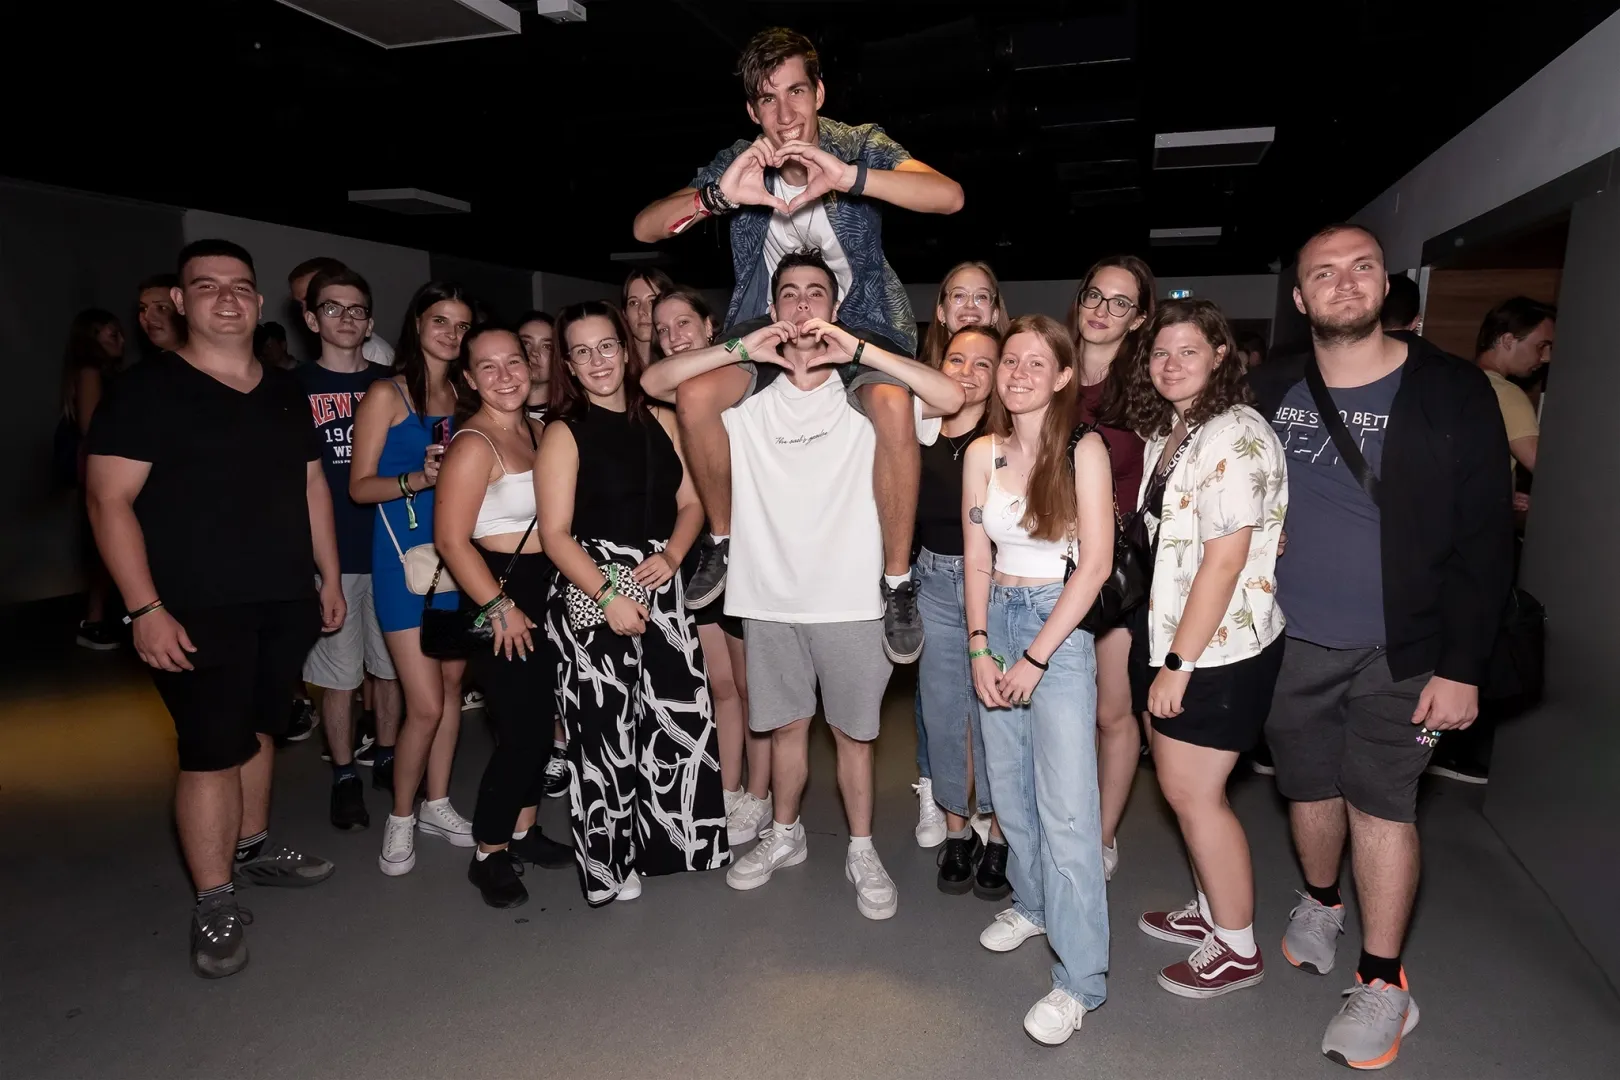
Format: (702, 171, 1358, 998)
(1164, 652, 1198, 672)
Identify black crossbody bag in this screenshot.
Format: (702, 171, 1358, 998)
(1063, 422, 1149, 634)
(1303, 360, 1543, 702)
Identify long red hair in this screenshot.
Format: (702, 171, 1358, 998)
(987, 314, 1080, 542)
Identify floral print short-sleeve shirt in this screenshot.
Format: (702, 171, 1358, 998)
(1138, 404, 1288, 669)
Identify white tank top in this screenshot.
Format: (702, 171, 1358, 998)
(981, 437, 1070, 578)
(452, 428, 536, 539)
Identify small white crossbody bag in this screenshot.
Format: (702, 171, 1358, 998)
(378, 505, 457, 595)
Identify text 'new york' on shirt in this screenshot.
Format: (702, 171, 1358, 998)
(1267, 363, 1402, 648)
(84, 352, 322, 612)
(721, 373, 881, 623)
(295, 361, 393, 574)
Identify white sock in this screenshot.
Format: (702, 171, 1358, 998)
(1214, 921, 1257, 958)
(474, 848, 491, 862)
(711, 532, 730, 543)
(776, 818, 804, 840)
(883, 572, 911, 589)
(552, 739, 566, 751)
(511, 829, 528, 840)
(848, 835, 875, 854)
(724, 786, 743, 796)
(1197, 890, 1213, 925)
(389, 813, 414, 824)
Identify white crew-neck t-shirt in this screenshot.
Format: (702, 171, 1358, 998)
(722, 373, 879, 623)
(762, 176, 854, 301)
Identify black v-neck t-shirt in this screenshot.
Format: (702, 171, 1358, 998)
(86, 352, 322, 611)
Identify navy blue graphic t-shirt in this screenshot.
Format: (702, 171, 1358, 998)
(296, 361, 392, 574)
(1268, 364, 1401, 648)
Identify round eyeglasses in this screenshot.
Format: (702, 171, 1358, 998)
(1079, 288, 1137, 318)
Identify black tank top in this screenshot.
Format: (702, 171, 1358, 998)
(563, 403, 682, 545)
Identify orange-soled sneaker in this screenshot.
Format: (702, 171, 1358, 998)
(1321, 970, 1420, 1070)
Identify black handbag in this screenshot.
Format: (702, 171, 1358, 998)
(419, 517, 537, 660)
(1063, 423, 1149, 635)
(1302, 359, 1541, 702)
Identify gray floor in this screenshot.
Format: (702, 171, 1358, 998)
(3, 646, 1617, 1080)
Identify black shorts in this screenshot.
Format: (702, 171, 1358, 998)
(1149, 635, 1286, 752)
(692, 598, 744, 640)
(150, 598, 321, 772)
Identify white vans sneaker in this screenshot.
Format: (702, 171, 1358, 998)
(378, 814, 417, 876)
(1023, 988, 1085, 1046)
(617, 870, 642, 901)
(417, 798, 475, 848)
(726, 826, 807, 891)
(913, 779, 946, 848)
(727, 792, 773, 847)
(845, 847, 898, 920)
(980, 907, 1046, 952)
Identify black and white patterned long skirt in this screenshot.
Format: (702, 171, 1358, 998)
(545, 536, 730, 903)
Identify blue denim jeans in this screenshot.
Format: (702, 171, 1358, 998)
(980, 582, 1109, 1008)
(913, 549, 991, 817)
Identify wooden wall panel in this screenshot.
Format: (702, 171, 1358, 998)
(1422, 268, 1561, 358)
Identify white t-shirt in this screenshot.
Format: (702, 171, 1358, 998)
(362, 334, 394, 367)
(762, 177, 853, 301)
(722, 373, 880, 623)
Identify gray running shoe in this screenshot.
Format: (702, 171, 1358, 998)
(1322, 974, 1420, 1070)
(684, 535, 729, 610)
(191, 896, 252, 979)
(234, 844, 335, 889)
(1282, 891, 1346, 974)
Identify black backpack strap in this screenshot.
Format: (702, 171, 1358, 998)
(1304, 359, 1380, 506)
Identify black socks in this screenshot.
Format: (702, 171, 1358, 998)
(333, 763, 359, 783)
(1357, 949, 1403, 987)
(234, 830, 268, 864)
(1305, 880, 1342, 908)
(373, 744, 396, 766)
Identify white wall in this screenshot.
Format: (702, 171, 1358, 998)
(182, 210, 431, 362)
(1355, 11, 1620, 267)
(906, 274, 1280, 324)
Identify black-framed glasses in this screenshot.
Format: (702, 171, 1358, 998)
(1079, 288, 1136, 318)
(315, 300, 371, 321)
(568, 339, 622, 363)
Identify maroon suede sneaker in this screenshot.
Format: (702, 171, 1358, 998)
(1158, 933, 1265, 999)
(1139, 899, 1214, 945)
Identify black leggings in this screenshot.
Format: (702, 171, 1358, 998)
(464, 548, 557, 846)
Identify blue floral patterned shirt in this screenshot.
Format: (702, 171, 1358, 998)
(692, 117, 918, 356)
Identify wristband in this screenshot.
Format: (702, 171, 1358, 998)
(670, 191, 711, 236)
(724, 337, 751, 364)
(597, 588, 619, 611)
(1023, 650, 1050, 671)
(591, 580, 613, 602)
(849, 161, 869, 197)
(969, 629, 988, 640)
(968, 647, 992, 660)
(852, 340, 866, 365)
(473, 594, 511, 629)
(123, 599, 164, 625)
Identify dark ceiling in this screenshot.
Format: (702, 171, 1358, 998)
(7, 0, 1617, 286)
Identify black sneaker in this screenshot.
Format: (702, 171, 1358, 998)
(330, 775, 370, 831)
(191, 895, 252, 979)
(1249, 742, 1276, 776)
(684, 535, 729, 610)
(1425, 756, 1489, 785)
(372, 754, 395, 793)
(75, 620, 121, 651)
(281, 699, 318, 744)
(352, 736, 379, 767)
(234, 844, 335, 889)
(973, 839, 1012, 901)
(880, 579, 924, 664)
(461, 688, 485, 713)
(937, 832, 984, 895)
(543, 746, 569, 798)
(468, 849, 528, 909)
(509, 827, 574, 869)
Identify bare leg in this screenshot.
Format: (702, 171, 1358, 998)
(1155, 734, 1251, 929)
(238, 734, 274, 839)
(728, 635, 771, 799)
(371, 677, 401, 747)
(1347, 805, 1420, 957)
(385, 629, 449, 818)
(426, 659, 466, 802)
(317, 683, 356, 767)
(1290, 797, 1349, 888)
(175, 767, 242, 890)
(768, 718, 812, 825)
(857, 384, 920, 577)
(1094, 626, 1138, 848)
(515, 804, 537, 833)
(700, 622, 745, 791)
(674, 365, 751, 533)
(831, 727, 876, 837)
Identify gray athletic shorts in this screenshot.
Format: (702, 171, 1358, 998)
(744, 619, 892, 741)
(303, 573, 395, 690)
(1263, 637, 1432, 823)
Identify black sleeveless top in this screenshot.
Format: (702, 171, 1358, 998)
(563, 403, 681, 545)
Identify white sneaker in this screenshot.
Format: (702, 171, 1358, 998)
(913, 779, 947, 848)
(417, 798, 475, 848)
(969, 812, 992, 847)
(617, 870, 642, 900)
(727, 792, 773, 847)
(981, 907, 1046, 952)
(845, 847, 898, 920)
(378, 814, 417, 876)
(1102, 839, 1119, 882)
(723, 787, 744, 816)
(726, 826, 807, 891)
(1023, 988, 1085, 1046)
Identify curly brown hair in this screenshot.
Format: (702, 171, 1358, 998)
(1121, 299, 1254, 438)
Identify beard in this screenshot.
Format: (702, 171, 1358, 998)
(1308, 305, 1381, 348)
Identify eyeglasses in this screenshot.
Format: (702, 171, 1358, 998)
(568, 339, 622, 363)
(1079, 288, 1137, 318)
(948, 289, 995, 309)
(315, 301, 371, 321)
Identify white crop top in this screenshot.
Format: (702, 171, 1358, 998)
(981, 438, 1070, 578)
(453, 429, 536, 539)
